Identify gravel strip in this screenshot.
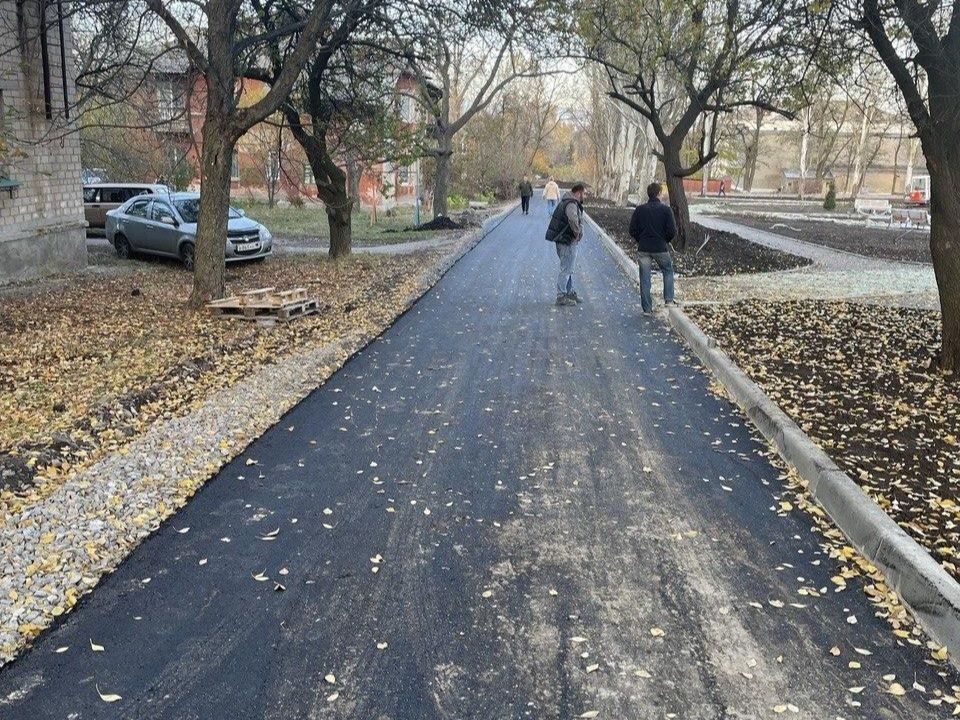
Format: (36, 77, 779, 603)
(0, 219, 498, 665)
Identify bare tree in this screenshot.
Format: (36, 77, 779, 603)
(398, 0, 557, 218)
(854, 0, 960, 371)
(585, 0, 817, 249)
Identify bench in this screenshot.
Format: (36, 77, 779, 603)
(854, 197, 892, 215)
(890, 208, 930, 227)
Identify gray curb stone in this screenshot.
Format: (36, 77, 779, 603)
(586, 211, 960, 667)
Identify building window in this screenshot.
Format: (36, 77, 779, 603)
(397, 165, 410, 186)
(303, 163, 314, 186)
(231, 152, 240, 182)
(399, 95, 417, 123)
(156, 79, 181, 122)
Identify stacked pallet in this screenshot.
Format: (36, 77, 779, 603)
(207, 287, 319, 321)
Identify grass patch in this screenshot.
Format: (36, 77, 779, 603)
(235, 200, 439, 245)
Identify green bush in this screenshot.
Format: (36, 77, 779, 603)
(448, 194, 469, 210)
(824, 183, 837, 210)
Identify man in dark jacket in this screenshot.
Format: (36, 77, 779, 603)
(545, 182, 585, 305)
(519, 177, 533, 214)
(629, 182, 677, 313)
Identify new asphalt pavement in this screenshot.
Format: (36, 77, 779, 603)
(1, 196, 953, 719)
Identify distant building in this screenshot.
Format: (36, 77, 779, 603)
(127, 57, 430, 209)
(0, 1, 85, 284)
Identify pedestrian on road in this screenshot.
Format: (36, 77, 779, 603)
(545, 182, 586, 306)
(629, 182, 677, 314)
(543, 177, 560, 214)
(519, 176, 533, 215)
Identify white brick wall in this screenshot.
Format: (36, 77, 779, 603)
(0, 1, 84, 245)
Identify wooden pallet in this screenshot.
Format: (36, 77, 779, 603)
(207, 287, 319, 322)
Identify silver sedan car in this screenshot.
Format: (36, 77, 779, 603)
(104, 191, 274, 269)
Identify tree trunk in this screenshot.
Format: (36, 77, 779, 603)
(890, 127, 903, 194)
(798, 109, 810, 200)
(663, 149, 690, 251)
(905, 137, 919, 191)
(190, 122, 234, 307)
(299, 139, 353, 259)
(927, 156, 960, 373)
(848, 104, 871, 196)
(433, 132, 453, 218)
(326, 199, 352, 259)
(743, 109, 764, 192)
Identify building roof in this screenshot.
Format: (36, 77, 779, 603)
(151, 47, 191, 75)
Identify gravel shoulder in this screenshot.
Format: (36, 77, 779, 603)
(587, 205, 811, 276)
(687, 300, 960, 586)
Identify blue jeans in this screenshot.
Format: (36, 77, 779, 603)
(556, 240, 578, 295)
(638, 251, 675, 312)
(546, 198, 557, 214)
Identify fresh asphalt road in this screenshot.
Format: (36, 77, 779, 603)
(2, 196, 954, 719)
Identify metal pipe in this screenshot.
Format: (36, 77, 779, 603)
(39, 0, 53, 119)
(57, 0, 68, 119)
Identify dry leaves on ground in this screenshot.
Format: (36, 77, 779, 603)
(0, 251, 441, 513)
(688, 300, 960, 582)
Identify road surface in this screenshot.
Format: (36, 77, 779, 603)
(2, 196, 952, 719)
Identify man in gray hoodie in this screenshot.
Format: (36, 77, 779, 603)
(544, 182, 586, 305)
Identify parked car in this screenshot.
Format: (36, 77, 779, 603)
(83, 183, 169, 228)
(104, 191, 273, 269)
(80, 168, 109, 184)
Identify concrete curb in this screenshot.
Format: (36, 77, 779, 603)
(586, 211, 960, 666)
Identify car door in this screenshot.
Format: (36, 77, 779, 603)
(144, 199, 181, 255)
(118, 198, 153, 250)
(83, 186, 103, 228)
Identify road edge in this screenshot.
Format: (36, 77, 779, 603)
(585, 210, 960, 667)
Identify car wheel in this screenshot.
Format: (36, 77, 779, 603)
(180, 243, 196, 271)
(114, 234, 132, 260)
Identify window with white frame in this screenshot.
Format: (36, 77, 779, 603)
(399, 95, 417, 123)
(156, 79, 182, 122)
(231, 152, 240, 181)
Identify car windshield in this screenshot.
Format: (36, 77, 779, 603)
(173, 198, 243, 224)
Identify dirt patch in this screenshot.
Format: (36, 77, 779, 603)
(587, 205, 811, 276)
(687, 299, 960, 582)
(408, 216, 463, 232)
(714, 212, 932, 264)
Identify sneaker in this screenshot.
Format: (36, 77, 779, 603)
(567, 291, 583, 304)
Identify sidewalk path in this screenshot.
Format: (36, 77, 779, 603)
(2, 197, 950, 718)
(690, 213, 937, 309)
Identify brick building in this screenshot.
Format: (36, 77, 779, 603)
(122, 55, 426, 210)
(0, 1, 85, 284)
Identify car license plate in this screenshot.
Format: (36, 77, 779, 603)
(236, 241, 261, 252)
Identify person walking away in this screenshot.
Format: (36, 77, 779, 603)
(629, 182, 677, 314)
(545, 182, 586, 306)
(543, 177, 560, 214)
(519, 176, 533, 215)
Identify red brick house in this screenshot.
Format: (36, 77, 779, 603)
(142, 53, 427, 209)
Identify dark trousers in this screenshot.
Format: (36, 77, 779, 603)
(520, 195, 530, 213)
